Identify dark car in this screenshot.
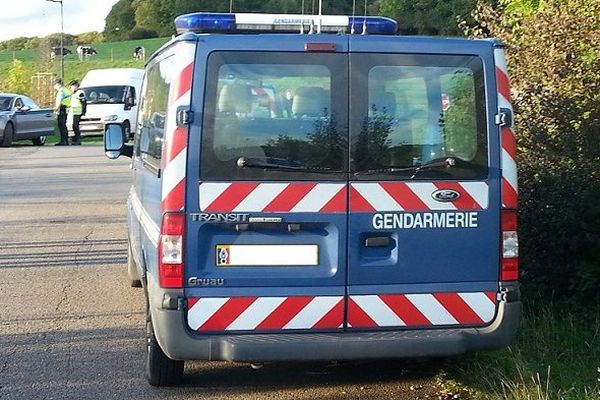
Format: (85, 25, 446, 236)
(0, 93, 54, 147)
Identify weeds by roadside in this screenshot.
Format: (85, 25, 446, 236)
(443, 306, 600, 400)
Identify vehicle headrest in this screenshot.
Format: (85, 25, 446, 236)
(218, 84, 252, 114)
(292, 86, 329, 118)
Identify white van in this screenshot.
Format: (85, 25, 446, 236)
(75, 68, 144, 139)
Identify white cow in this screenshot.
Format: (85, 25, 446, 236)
(77, 46, 97, 61)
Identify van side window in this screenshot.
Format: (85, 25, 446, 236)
(138, 56, 174, 171)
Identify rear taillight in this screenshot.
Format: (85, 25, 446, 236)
(159, 212, 185, 288)
(501, 210, 519, 281)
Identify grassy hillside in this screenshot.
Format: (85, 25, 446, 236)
(0, 37, 169, 103)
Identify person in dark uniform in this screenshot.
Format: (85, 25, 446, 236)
(53, 79, 71, 146)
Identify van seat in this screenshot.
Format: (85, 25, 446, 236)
(292, 87, 329, 118)
(218, 84, 252, 115)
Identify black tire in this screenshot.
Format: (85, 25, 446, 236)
(1, 123, 14, 147)
(32, 135, 47, 146)
(145, 311, 184, 386)
(127, 243, 142, 287)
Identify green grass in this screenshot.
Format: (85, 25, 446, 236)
(443, 306, 600, 400)
(0, 37, 170, 90)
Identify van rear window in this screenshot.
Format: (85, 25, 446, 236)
(200, 52, 348, 181)
(200, 52, 488, 181)
(350, 54, 488, 180)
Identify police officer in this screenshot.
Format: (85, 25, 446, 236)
(69, 80, 86, 145)
(53, 79, 71, 146)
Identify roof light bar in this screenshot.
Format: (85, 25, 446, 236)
(175, 13, 398, 35)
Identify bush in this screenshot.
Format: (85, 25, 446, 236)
(127, 27, 158, 40)
(462, 1, 600, 303)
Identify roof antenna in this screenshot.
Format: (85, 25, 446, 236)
(317, 0, 322, 34)
(351, 0, 356, 34)
(362, 0, 368, 35)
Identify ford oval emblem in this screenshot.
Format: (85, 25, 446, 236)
(432, 189, 461, 202)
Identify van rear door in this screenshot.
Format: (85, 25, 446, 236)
(185, 36, 350, 333)
(346, 37, 501, 330)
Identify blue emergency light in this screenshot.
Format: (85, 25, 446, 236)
(175, 13, 398, 35)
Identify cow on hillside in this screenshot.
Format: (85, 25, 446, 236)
(133, 46, 145, 61)
(77, 46, 97, 61)
(50, 47, 72, 61)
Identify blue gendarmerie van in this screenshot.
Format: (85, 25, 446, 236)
(104, 12, 521, 386)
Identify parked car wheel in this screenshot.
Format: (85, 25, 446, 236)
(32, 135, 47, 146)
(145, 310, 184, 386)
(1, 123, 14, 147)
(127, 243, 142, 288)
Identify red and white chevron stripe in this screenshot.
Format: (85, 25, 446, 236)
(199, 182, 347, 213)
(161, 42, 196, 212)
(348, 292, 496, 328)
(495, 48, 518, 209)
(187, 296, 344, 332)
(350, 181, 488, 212)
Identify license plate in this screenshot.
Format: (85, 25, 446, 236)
(216, 244, 318, 266)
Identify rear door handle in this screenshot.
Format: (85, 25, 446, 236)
(364, 236, 391, 247)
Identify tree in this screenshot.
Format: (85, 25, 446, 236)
(104, 0, 136, 41)
(1, 60, 31, 95)
(379, 0, 478, 35)
(462, 0, 600, 301)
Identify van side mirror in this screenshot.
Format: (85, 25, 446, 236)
(104, 123, 133, 159)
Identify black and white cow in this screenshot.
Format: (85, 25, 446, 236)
(50, 47, 72, 61)
(133, 46, 145, 61)
(77, 46, 97, 61)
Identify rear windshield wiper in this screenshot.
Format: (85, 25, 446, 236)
(237, 157, 340, 174)
(354, 157, 458, 178)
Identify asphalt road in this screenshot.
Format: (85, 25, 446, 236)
(0, 144, 442, 400)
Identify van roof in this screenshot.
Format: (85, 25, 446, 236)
(81, 68, 144, 87)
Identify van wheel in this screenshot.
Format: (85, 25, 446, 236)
(145, 312, 184, 386)
(32, 135, 47, 146)
(127, 243, 142, 288)
(1, 123, 14, 147)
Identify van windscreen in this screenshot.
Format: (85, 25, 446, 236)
(82, 86, 128, 105)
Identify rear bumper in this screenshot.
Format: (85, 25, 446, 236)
(150, 289, 521, 362)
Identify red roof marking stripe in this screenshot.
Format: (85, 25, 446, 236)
(378, 294, 431, 326)
(255, 296, 314, 330)
(262, 183, 316, 212)
(187, 297, 200, 310)
(312, 298, 345, 329)
(502, 178, 518, 209)
(319, 185, 347, 213)
(165, 126, 188, 164)
(198, 297, 257, 331)
(349, 186, 376, 212)
(496, 66, 511, 102)
(204, 183, 260, 212)
(485, 292, 497, 303)
(433, 181, 483, 210)
(433, 293, 484, 325)
(379, 182, 429, 211)
(162, 179, 185, 212)
(173, 62, 194, 103)
(501, 127, 517, 159)
(347, 298, 379, 327)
